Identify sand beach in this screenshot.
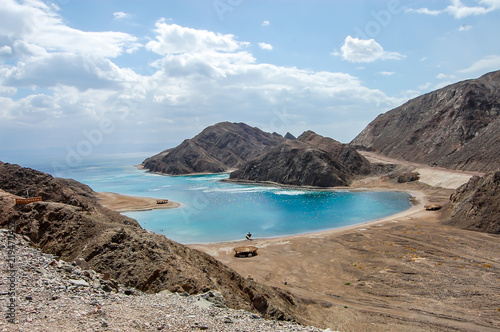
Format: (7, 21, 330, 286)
(96, 192, 180, 212)
(102, 158, 499, 331)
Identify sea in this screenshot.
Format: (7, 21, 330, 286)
(10, 153, 413, 244)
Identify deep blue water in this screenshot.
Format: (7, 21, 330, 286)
(15, 153, 412, 244)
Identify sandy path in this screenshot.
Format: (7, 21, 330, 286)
(96, 192, 180, 212)
(359, 151, 483, 189)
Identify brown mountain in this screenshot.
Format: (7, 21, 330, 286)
(351, 70, 500, 172)
(229, 131, 370, 187)
(142, 122, 285, 175)
(446, 171, 500, 234)
(0, 162, 303, 321)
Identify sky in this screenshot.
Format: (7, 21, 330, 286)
(1, 0, 500, 168)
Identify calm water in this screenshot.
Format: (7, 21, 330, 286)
(20, 154, 412, 244)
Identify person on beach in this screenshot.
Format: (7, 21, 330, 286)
(246, 232, 252, 240)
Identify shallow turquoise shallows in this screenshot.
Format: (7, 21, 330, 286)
(29, 154, 412, 244)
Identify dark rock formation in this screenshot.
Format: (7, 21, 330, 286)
(230, 131, 370, 187)
(142, 122, 285, 175)
(298, 131, 371, 176)
(0, 162, 302, 321)
(351, 70, 500, 172)
(284, 132, 296, 140)
(446, 171, 500, 234)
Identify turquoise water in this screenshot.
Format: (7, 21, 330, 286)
(22, 154, 412, 244)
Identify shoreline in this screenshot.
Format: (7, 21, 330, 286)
(187, 188, 425, 246)
(188, 189, 426, 246)
(189, 181, 500, 331)
(96, 192, 180, 212)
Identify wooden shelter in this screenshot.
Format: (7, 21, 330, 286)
(233, 246, 258, 258)
(424, 204, 442, 211)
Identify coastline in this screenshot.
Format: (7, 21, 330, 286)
(189, 188, 426, 248)
(98, 161, 500, 330)
(96, 192, 180, 212)
(188, 182, 500, 331)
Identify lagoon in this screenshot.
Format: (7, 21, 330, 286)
(28, 154, 413, 244)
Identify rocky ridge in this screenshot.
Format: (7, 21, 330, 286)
(0, 229, 328, 331)
(229, 131, 370, 187)
(0, 162, 307, 323)
(351, 70, 500, 172)
(447, 170, 500, 234)
(142, 122, 285, 175)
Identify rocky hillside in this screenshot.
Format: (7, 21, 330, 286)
(446, 171, 500, 234)
(1, 230, 324, 331)
(230, 131, 370, 187)
(0, 162, 304, 322)
(142, 122, 285, 175)
(351, 70, 500, 172)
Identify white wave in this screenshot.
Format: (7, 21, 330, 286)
(189, 186, 209, 191)
(148, 188, 161, 192)
(274, 190, 308, 196)
(203, 186, 277, 194)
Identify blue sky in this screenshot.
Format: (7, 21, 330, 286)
(1, 0, 500, 166)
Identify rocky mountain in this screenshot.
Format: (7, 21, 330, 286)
(230, 131, 370, 187)
(446, 171, 500, 234)
(142, 122, 285, 175)
(0, 162, 304, 321)
(351, 70, 500, 172)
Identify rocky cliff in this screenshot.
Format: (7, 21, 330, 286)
(351, 70, 500, 172)
(446, 171, 500, 234)
(142, 122, 285, 175)
(230, 131, 370, 187)
(0, 162, 303, 321)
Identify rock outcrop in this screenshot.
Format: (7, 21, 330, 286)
(351, 70, 500, 172)
(0, 162, 303, 321)
(142, 122, 285, 175)
(230, 131, 370, 187)
(446, 171, 500, 234)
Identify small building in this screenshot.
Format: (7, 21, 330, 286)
(233, 246, 258, 258)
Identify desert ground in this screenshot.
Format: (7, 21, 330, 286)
(103, 155, 499, 331)
(188, 155, 500, 332)
(96, 192, 180, 212)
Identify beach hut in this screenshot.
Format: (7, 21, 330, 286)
(424, 204, 442, 211)
(233, 246, 258, 258)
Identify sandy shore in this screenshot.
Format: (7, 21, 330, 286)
(104, 157, 499, 331)
(190, 181, 499, 331)
(96, 192, 180, 212)
(187, 160, 499, 331)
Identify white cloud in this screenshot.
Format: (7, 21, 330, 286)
(436, 73, 448, 79)
(418, 82, 432, 90)
(459, 24, 472, 31)
(146, 20, 249, 55)
(4, 53, 139, 91)
(113, 11, 130, 20)
(0, 0, 140, 58)
(379, 71, 395, 76)
(0, 7, 402, 151)
(0, 46, 12, 56)
(459, 55, 500, 74)
(407, 0, 500, 19)
(406, 7, 441, 15)
(262, 20, 270, 26)
(258, 42, 273, 51)
(337, 36, 405, 63)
